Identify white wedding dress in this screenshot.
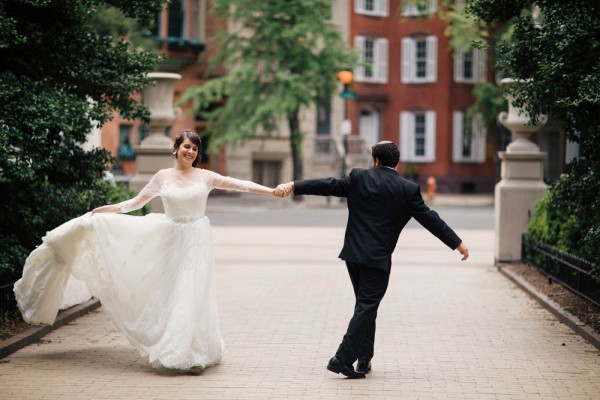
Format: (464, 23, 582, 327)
(14, 168, 258, 370)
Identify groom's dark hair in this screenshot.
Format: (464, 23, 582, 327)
(371, 141, 399, 168)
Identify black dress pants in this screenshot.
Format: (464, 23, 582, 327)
(335, 261, 390, 365)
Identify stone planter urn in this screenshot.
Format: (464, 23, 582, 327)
(140, 72, 182, 147)
(498, 78, 548, 153)
(130, 72, 182, 212)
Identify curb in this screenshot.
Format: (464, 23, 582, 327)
(0, 298, 101, 359)
(498, 264, 600, 352)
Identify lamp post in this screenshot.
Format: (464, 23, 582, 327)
(337, 70, 356, 178)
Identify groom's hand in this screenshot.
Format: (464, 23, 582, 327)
(274, 182, 294, 198)
(456, 242, 469, 261)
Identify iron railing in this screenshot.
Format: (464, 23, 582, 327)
(522, 235, 600, 307)
(0, 281, 17, 313)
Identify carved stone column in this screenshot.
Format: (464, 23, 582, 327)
(494, 79, 548, 262)
(130, 72, 182, 212)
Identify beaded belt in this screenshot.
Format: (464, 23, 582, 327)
(169, 215, 204, 224)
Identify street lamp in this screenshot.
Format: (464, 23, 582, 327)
(337, 70, 357, 179)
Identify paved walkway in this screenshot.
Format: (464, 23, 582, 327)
(1, 226, 600, 399)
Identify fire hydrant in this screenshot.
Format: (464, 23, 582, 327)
(426, 176, 437, 203)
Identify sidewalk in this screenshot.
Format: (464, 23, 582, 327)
(1, 226, 599, 399)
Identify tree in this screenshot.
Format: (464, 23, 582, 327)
(179, 0, 355, 186)
(0, 0, 162, 281)
(468, 0, 600, 268)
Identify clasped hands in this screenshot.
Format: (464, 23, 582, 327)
(272, 182, 294, 198)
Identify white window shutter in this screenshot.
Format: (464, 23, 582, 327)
(355, 0, 365, 14)
(400, 112, 412, 161)
(474, 114, 487, 162)
(354, 36, 366, 82)
(425, 111, 436, 162)
(454, 49, 464, 83)
(428, 0, 438, 14)
(375, 38, 389, 83)
(426, 36, 437, 82)
(378, 0, 389, 16)
(401, 37, 413, 83)
(452, 111, 464, 162)
(477, 48, 487, 83)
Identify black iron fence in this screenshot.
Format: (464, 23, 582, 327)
(522, 235, 600, 307)
(0, 281, 17, 314)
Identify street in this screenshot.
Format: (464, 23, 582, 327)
(206, 194, 494, 230)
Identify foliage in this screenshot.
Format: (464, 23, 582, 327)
(465, 82, 506, 137)
(0, 0, 162, 283)
(106, 182, 149, 217)
(178, 0, 355, 182)
(526, 173, 599, 277)
(472, 0, 600, 267)
(90, 5, 159, 53)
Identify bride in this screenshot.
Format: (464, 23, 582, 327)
(14, 129, 277, 370)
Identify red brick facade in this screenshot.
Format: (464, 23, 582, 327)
(349, 0, 497, 193)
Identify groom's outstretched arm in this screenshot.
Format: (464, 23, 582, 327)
(294, 176, 351, 197)
(274, 175, 351, 198)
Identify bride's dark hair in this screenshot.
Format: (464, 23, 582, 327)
(173, 129, 202, 167)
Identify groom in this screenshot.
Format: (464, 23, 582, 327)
(275, 141, 469, 379)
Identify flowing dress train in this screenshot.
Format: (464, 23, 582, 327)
(14, 168, 256, 369)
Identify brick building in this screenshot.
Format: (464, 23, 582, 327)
(346, 0, 497, 193)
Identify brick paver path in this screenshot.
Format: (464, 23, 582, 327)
(1, 227, 599, 399)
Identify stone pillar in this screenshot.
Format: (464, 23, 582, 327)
(130, 72, 182, 212)
(494, 79, 548, 262)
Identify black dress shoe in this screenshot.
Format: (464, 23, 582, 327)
(356, 360, 371, 374)
(327, 357, 366, 379)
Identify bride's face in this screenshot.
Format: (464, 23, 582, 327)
(175, 137, 199, 168)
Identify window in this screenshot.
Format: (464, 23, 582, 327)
(316, 98, 331, 135)
(401, 0, 437, 17)
(153, 1, 205, 41)
(402, 35, 437, 83)
(354, 36, 389, 83)
(452, 111, 486, 163)
(118, 125, 135, 160)
(400, 111, 436, 162)
(454, 48, 487, 83)
(168, 0, 185, 39)
(355, 0, 389, 17)
(252, 160, 282, 188)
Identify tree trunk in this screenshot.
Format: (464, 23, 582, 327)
(288, 112, 303, 201)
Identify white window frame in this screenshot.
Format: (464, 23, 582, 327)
(452, 111, 487, 163)
(401, 35, 437, 84)
(354, 35, 389, 84)
(400, 111, 436, 162)
(355, 0, 389, 17)
(401, 0, 437, 17)
(454, 47, 487, 83)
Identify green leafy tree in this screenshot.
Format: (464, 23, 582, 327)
(468, 0, 599, 269)
(179, 0, 355, 185)
(0, 0, 162, 282)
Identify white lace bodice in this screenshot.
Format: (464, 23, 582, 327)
(160, 183, 209, 222)
(117, 168, 255, 219)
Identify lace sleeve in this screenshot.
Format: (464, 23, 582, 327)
(207, 171, 252, 192)
(117, 171, 163, 213)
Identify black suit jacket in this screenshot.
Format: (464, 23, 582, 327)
(294, 167, 462, 272)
